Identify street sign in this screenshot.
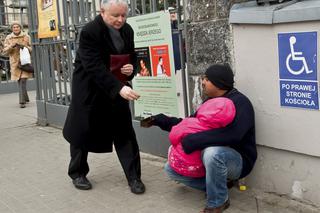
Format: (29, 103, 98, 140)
(278, 32, 317, 80)
(280, 80, 318, 109)
(278, 31, 318, 109)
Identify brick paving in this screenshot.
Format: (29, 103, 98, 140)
(0, 91, 317, 213)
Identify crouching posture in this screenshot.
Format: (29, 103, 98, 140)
(148, 64, 257, 213)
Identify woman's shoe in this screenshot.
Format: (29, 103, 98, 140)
(20, 103, 26, 108)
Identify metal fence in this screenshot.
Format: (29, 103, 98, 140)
(26, 0, 187, 128)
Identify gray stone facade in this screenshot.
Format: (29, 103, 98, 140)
(186, 0, 248, 110)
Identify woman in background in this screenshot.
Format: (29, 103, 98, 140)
(3, 21, 32, 108)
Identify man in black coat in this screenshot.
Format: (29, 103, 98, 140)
(63, 0, 145, 194)
(147, 64, 257, 212)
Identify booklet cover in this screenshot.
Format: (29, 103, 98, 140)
(135, 47, 152, 77)
(110, 54, 130, 83)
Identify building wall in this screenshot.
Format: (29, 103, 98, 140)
(186, 0, 248, 111)
(248, 146, 320, 205)
(233, 21, 320, 206)
(186, 0, 320, 206)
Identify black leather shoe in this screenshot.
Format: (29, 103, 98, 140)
(72, 176, 92, 190)
(129, 179, 145, 194)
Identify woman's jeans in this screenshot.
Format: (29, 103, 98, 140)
(164, 146, 242, 208)
(18, 78, 29, 104)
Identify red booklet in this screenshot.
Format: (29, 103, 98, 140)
(110, 54, 130, 83)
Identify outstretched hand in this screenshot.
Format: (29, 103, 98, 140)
(119, 85, 140, 101)
(140, 113, 170, 129)
(140, 116, 155, 128)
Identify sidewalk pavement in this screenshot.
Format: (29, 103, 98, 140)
(0, 91, 318, 213)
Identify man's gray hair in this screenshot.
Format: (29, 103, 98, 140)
(101, 0, 128, 9)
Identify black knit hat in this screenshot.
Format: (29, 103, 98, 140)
(205, 64, 234, 90)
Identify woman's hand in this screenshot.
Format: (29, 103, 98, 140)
(11, 43, 18, 48)
(12, 43, 24, 49)
(121, 64, 133, 76)
(18, 43, 25, 48)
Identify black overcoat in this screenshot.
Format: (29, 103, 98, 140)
(63, 15, 137, 153)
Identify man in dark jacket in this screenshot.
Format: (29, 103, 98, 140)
(63, 0, 145, 194)
(149, 64, 257, 212)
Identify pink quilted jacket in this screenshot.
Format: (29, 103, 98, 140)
(168, 97, 236, 177)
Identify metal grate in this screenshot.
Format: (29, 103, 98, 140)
(27, 0, 187, 106)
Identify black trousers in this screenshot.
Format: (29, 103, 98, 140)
(68, 136, 141, 183)
(18, 78, 29, 104)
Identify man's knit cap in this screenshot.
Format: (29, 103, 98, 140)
(205, 64, 234, 90)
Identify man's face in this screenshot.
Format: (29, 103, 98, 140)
(170, 12, 177, 21)
(12, 24, 21, 35)
(201, 76, 220, 98)
(101, 3, 128, 30)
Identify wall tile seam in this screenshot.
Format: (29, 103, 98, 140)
(256, 144, 320, 159)
(189, 18, 229, 25)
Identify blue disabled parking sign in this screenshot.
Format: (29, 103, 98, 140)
(278, 31, 319, 110)
(278, 32, 317, 80)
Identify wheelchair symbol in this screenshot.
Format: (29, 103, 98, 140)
(286, 36, 313, 75)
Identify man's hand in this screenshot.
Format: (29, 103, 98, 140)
(119, 86, 140, 101)
(121, 64, 133, 76)
(140, 116, 155, 128)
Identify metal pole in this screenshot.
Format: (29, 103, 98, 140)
(163, 0, 168, 10)
(176, 0, 190, 116)
(0, 0, 4, 25)
(79, 0, 85, 23)
(130, 0, 136, 16)
(27, 0, 41, 100)
(141, 0, 146, 14)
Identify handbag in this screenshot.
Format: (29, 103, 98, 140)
(19, 63, 34, 73)
(20, 47, 31, 65)
(19, 46, 34, 73)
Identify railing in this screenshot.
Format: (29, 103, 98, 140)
(25, 0, 188, 128)
(0, 55, 10, 82)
